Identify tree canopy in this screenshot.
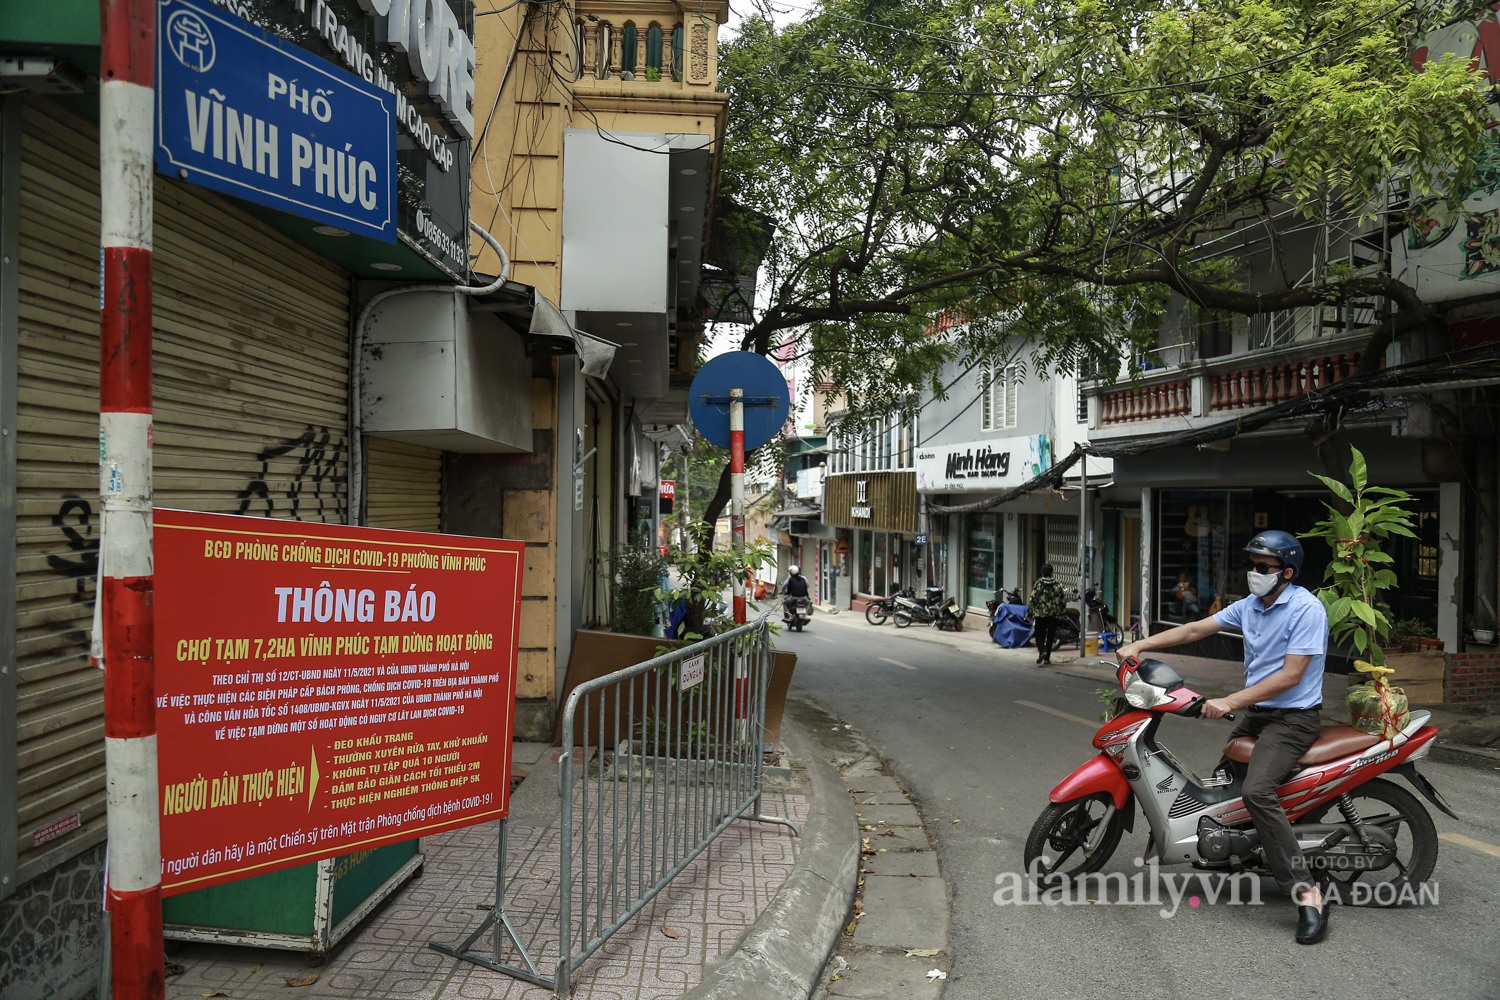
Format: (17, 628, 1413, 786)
(714, 0, 1493, 435)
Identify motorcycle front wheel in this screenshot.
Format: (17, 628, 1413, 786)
(1309, 776, 1438, 904)
(894, 611, 913, 628)
(866, 603, 888, 626)
(1024, 793, 1125, 888)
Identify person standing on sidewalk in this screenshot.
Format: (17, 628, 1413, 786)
(1115, 529, 1331, 945)
(1027, 564, 1067, 665)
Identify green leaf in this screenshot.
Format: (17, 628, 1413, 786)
(1351, 601, 1377, 627)
(1327, 596, 1352, 625)
(1353, 630, 1368, 654)
(1350, 447, 1368, 493)
(1382, 524, 1418, 539)
(1308, 474, 1354, 504)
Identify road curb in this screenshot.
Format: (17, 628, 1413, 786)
(1432, 741, 1500, 766)
(683, 715, 859, 1000)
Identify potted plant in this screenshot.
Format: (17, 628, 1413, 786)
(1302, 448, 1444, 707)
(1389, 616, 1442, 653)
(1467, 610, 1497, 645)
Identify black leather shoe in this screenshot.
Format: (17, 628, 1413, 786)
(1295, 901, 1329, 944)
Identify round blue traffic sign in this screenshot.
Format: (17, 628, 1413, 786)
(688, 351, 791, 452)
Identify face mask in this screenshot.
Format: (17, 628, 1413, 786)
(1247, 570, 1283, 597)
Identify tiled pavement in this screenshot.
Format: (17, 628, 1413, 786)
(164, 742, 810, 1000)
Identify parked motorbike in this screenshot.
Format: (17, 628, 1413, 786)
(783, 596, 813, 632)
(933, 596, 965, 632)
(866, 588, 913, 626)
(894, 588, 964, 631)
(892, 586, 944, 628)
(1025, 656, 1454, 897)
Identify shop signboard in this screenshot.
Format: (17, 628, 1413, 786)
(915, 434, 1051, 494)
(152, 509, 523, 896)
(154, 0, 474, 278)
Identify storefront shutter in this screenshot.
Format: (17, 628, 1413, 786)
(364, 438, 442, 531)
(1045, 516, 1079, 588)
(12, 100, 350, 883)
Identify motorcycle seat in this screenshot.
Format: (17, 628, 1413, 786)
(1224, 725, 1381, 766)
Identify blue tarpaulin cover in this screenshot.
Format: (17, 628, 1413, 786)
(991, 603, 1034, 648)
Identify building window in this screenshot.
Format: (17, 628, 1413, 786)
(980, 361, 1018, 431)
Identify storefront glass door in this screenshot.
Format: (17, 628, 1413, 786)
(967, 513, 1000, 610)
(1156, 490, 1253, 624)
(873, 532, 888, 596)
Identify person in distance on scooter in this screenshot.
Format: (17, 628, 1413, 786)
(1116, 529, 1331, 945)
(781, 564, 811, 621)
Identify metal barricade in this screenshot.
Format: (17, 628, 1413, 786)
(430, 613, 797, 997)
(555, 613, 796, 997)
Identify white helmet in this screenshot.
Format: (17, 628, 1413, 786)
(789, 565, 801, 575)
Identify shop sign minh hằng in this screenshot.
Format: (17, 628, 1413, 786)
(157, 0, 474, 278)
(914, 434, 1051, 493)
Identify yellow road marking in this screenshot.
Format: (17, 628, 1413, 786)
(879, 657, 917, 671)
(1439, 832, 1500, 860)
(812, 635, 836, 643)
(1015, 700, 1097, 728)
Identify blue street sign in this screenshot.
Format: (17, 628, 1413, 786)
(156, 0, 397, 241)
(915, 533, 928, 545)
(688, 352, 791, 452)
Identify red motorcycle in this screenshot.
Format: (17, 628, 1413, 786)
(1025, 657, 1457, 898)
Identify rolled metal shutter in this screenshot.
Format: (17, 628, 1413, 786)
(1045, 516, 1079, 588)
(13, 100, 350, 882)
(364, 438, 442, 531)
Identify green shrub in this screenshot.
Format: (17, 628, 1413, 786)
(610, 535, 666, 636)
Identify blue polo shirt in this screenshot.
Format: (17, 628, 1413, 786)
(1213, 584, 1328, 709)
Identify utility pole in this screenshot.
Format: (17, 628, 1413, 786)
(98, 1, 164, 998)
(1078, 455, 1089, 633)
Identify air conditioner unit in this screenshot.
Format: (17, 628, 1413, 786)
(790, 519, 811, 535)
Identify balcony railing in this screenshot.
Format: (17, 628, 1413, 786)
(574, 3, 721, 89)
(1208, 351, 1362, 412)
(1097, 379, 1192, 424)
(1088, 332, 1374, 429)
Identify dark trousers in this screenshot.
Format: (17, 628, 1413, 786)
(1033, 617, 1058, 658)
(1225, 706, 1322, 896)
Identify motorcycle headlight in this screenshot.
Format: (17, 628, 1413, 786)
(1123, 676, 1171, 709)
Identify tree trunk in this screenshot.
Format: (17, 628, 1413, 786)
(701, 460, 734, 530)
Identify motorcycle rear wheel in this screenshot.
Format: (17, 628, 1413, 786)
(894, 611, 913, 628)
(1024, 793, 1125, 888)
(1309, 777, 1437, 904)
(866, 604, 888, 626)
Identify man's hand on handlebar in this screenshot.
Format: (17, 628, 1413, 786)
(1200, 697, 1235, 720)
(1115, 641, 1147, 663)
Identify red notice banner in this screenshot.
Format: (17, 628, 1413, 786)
(152, 509, 524, 896)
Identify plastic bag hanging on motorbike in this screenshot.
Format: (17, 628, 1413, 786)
(1346, 660, 1410, 739)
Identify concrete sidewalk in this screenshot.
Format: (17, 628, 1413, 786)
(162, 734, 839, 1000)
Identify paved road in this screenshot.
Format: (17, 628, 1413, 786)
(776, 613, 1500, 1000)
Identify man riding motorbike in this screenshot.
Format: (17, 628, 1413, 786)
(1116, 529, 1332, 944)
(781, 565, 812, 620)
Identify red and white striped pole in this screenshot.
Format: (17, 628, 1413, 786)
(728, 388, 749, 736)
(99, 0, 164, 997)
(729, 388, 746, 624)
